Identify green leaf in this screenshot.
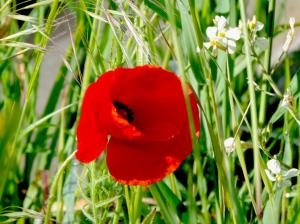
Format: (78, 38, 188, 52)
(269, 106, 286, 124)
(149, 184, 179, 224)
(178, 0, 205, 84)
(142, 208, 157, 224)
(263, 190, 283, 224)
(289, 70, 300, 98)
(144, 0, 181, 28)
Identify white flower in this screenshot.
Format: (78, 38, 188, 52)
(224, 137, 235, 154)
(282, 17, 296, 53)
(247, 16, 264, 32)
(243, 16, 267, 49)
(265, 159, 299, 188)
(204, 16, 241, 56)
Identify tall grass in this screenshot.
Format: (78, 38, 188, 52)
(0, 0, 299, 223)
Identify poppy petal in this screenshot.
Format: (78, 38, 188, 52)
(106, 87, 200, 185)
(106, 121, 193, 185)
(76, 82, 108, 163)
(108, 66, 188, 141)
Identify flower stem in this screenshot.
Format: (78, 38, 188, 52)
(124, 185, 131, 220)
(90, 162, 100, 224)
(188, 0, 204, 49)
(187, 1, 246, 221)
(149, 184, 177, 224)
(132, 186, 143, 223)
(168, 174, 181, 200)
(226, 56, 258, 215)
(43, 151, 76, 224)
(112, 197, 122, 224)
(12, 0, 60, 186)
(239, 0, 263, 218)
(258, 0, 276, 126)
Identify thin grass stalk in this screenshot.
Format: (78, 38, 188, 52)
(12, 0, 60, 171)
(80, 0, 102, 94)
(90, 162, 100, 224)
(56, 176, 64, 222)
(56, 79, 68, 223)
(148, 184, 177, 224)
(199, 100, 247, 223)
(194, 157, 210, 224)
(124, 185, 132, 220)
(43, 151, 76, 224)
(187, 0, 203, 49)
(258, 0, 276, 126)
(284, 58, 291, 89)
(168, 174, 181, 200)
(187, 1, 246, 222)
(238, 0, 263, 219)
(164, 2, 200, 220)
(132, 186, 143, 223)
(187, 171, 197, 223)
(136, 1, 146, 65)
(255, 0, 265, 21)
(112, 197, 122, 224)
(165, 0, 196, 151)
(226, 56, 258, 215)
(222, 54, 230, 136)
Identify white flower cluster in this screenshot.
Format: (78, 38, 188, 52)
(204, 16, 241, 56)
(204, 15, 297, 57)
(265, 159, 299, 188)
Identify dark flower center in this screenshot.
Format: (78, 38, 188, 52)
(113, 100, 134, 123)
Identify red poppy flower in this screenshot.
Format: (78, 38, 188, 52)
(76, 65, 200, 186)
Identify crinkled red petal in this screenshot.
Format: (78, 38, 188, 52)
(106, 65, 187, 142)
(106, 89, 200, 185)
(106, 122, 192, 185)
(76, 82, 108, 163)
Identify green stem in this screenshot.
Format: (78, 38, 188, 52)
(165, 0, 195, 131)
(188, 0, 204, 49)
(90, 162, 100, 224)
(258, 0, 276, 126)
(222, 54, 230, 136)
(284, 58, 291, 89)
(255, 0, 265, 22)
(194, 157, 210, 224)
(43, 151, 76, 224)
(12, 0, 60, 178)
(132, 186, 143, 223)
(168, 174, 181, 200)
(187, 171, 197, 223)
(112, 197, 122, 224)
(124, 185, 131, 220)
(149, 184, 176, 224)
(56, 175, 64, 223)
(187, 1, 246, 221)
(239, 0, 263, 218)
(226, 57, 258, 215)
